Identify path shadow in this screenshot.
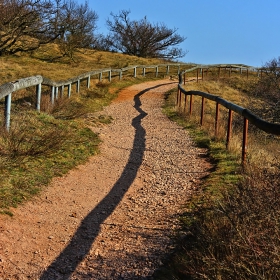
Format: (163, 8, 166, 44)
(40, 82, 175, 279)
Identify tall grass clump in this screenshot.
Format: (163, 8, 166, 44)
(0, 108, 100, 214)
(0, 80, 119, 214)
(0, 44, 184, 214)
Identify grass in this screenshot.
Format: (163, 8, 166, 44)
(155, 76, 280, 279)
(0, 44, 184, 214)
(0, 43, 177, 83)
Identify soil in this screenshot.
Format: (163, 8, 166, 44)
(0, 79, 211, 280)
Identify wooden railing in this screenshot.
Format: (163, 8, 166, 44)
(177, 72, 280, 163)
(180, 64, 260, 83)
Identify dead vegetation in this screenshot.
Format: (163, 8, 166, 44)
(157, 68, 280, 280)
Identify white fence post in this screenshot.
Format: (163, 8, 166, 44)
(36, 83, 41, 111)
(60, 85, 64, 97)
(51, 86, 55, 104)
(68, 84, 71, 98)
(55, 87, 58, 99)
(4, 93, 12, 131)
(76, 80, 80, 93)
(166, 65, 170, 75)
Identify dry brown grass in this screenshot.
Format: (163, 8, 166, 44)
(157, 76, 280, 280)
(0, 44, 169, 83)
(0, 45, 176, 214)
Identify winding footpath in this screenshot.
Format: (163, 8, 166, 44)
(0, 79, 211, 279)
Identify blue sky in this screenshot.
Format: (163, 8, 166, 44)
(77, 0, 280, 67)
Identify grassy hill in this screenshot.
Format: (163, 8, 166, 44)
(155, 71, 280, 279)
(0, 44, 182, 215)
(1, 45, 279, 279)
(0, 43, 172, 83)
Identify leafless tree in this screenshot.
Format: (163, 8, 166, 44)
(0, 0, 98, 57)
(250, 57, 280, 122)
(55, 0, 98, 59)
(0, 0, 59, 55)
(252, 57, 280, 104)
(105, 10, 187, 59)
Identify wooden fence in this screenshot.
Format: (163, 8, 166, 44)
(177, 72, 280, 164)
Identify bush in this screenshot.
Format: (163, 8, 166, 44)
(156, 166, 280, 280)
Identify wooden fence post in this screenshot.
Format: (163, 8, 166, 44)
(242, 118, 249, 164)
(134, 67, 137, 78)
(179, 88, 182, 108)
(200, 96, 205, 126)
(215, 102, 220, 137)
(184, 94, 187, 113)
(189, 94, 193, 115)
(226, 109, 233, 149)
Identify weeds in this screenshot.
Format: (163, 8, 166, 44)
(0, 109, 100, 212)
(156, 80, 280, 279)
(0, 51, 179, 213)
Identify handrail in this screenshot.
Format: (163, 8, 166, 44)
(0, 63, 185, 131)
(179, 87, 280, 135)
(177, 82, 280, 164)
(0, 62, 258, 131)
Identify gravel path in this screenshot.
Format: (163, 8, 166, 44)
(0, 79, 211, 279)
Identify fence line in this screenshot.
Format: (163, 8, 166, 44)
(177, 73, 280, 164)
(0, 62, 259, 131)
(0, 63, 184, 131)
(180, 64, 260, 83)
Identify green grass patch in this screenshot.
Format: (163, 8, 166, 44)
(162, 88, 241, 197)
(0, 112, 100, 213)
(156, 83, 280, 280)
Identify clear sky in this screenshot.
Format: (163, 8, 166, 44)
(77, 0, 280, 67)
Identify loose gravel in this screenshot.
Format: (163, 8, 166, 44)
(0, 79, 211, 280)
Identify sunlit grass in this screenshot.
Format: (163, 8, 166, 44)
(157, 76, 280, 280)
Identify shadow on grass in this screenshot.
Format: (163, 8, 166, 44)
(40, 82, 175, 279)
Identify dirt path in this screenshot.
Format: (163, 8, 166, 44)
(0, 79, 211, 280)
